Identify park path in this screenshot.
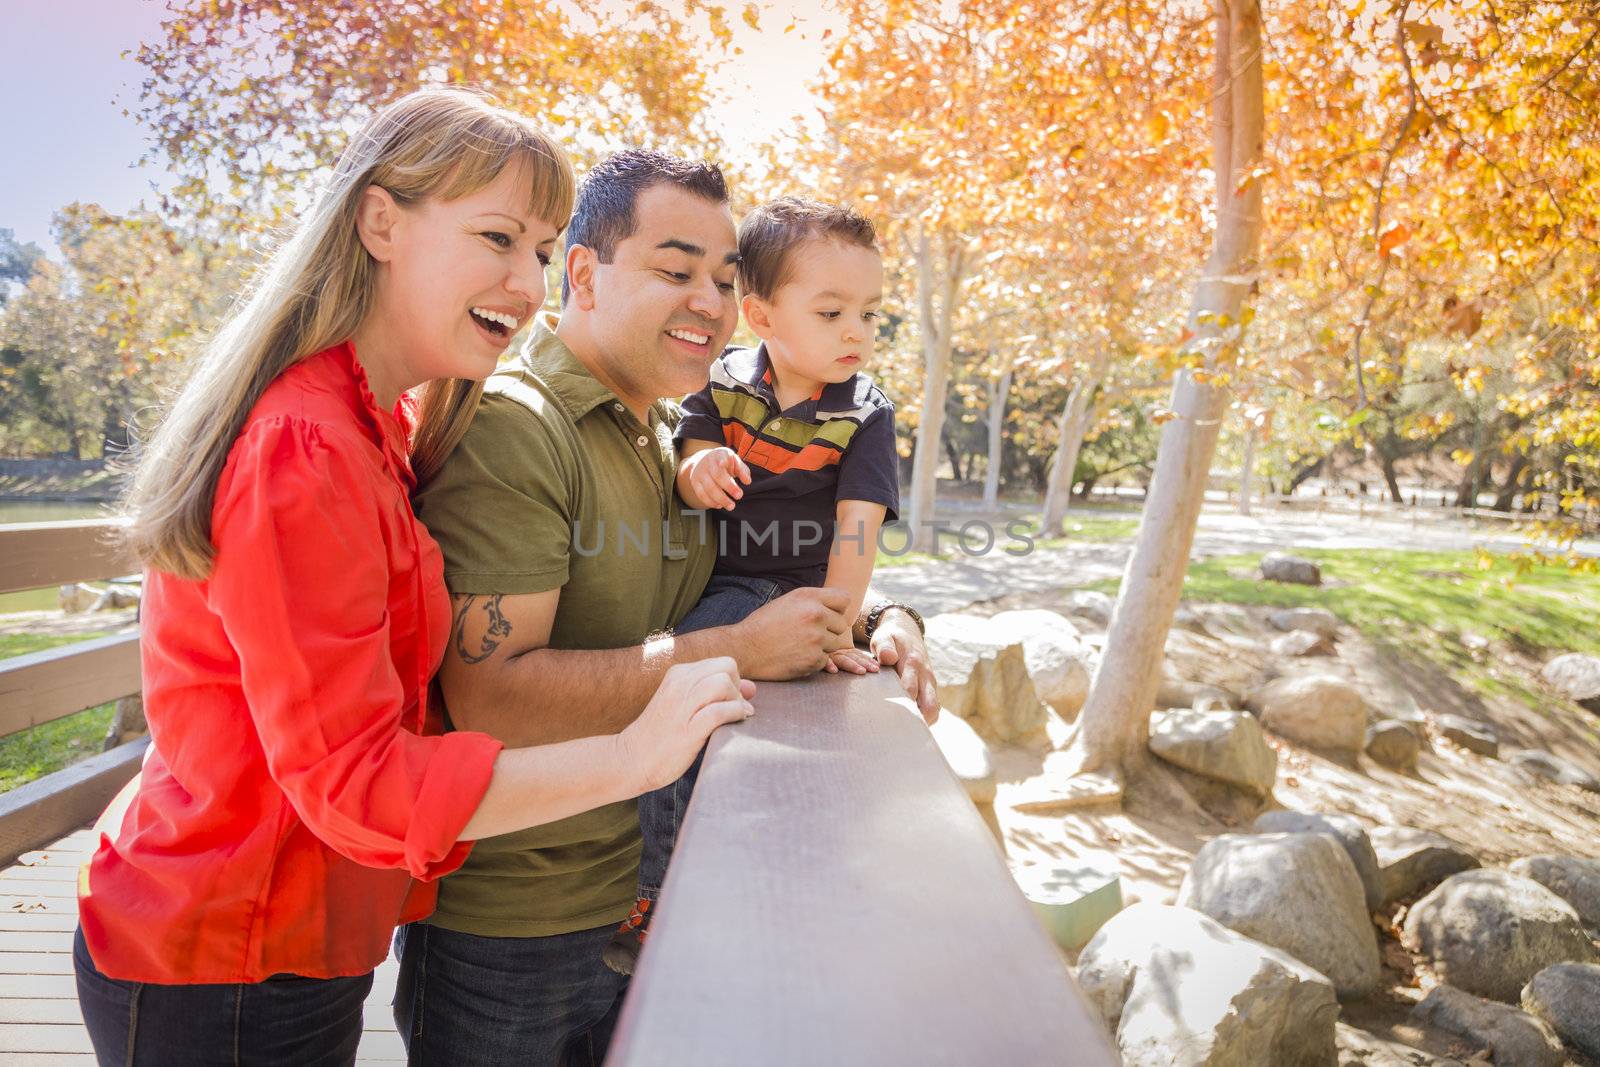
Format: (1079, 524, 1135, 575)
(874, 502, 1597, 616)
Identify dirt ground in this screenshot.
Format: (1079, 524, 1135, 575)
(967, 587, 1600, 1066)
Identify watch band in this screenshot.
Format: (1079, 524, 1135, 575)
(864, 601, 925, 640)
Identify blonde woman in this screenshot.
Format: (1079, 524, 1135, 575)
(72, 89, 754, 1066)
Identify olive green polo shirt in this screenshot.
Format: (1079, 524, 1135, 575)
(413, 316, 714, 937)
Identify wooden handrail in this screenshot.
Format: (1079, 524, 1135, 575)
(0, 738, 148, 867)
(607, 671, 1116, 1066)
(0, 631, 142, 739)
(0, 519, 145, 864)
(0, 519, 135, 596)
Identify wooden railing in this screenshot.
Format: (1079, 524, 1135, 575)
(0, 520, 146, 866)
(0, 523, 1118, 1059)
(608, 670, 1117, 1066)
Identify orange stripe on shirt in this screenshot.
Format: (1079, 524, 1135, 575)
(724, 422, 843, 475)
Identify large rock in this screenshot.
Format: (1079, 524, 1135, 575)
(1411, 985, 1564, 1067)
(1076, 902, 1339, 1067)
(1150, 710, 1278, 798)
(1251, 811, 1383, 912)
(1436, 714, 1499, 758)
(1521, 962, 1600, 1060)
(57, 582, 99, 613)
(1506, 749, 1600, 792)
(1269, 629, 1335, 657)
(1365, 721, 1421, 771)
(1177, 832, 1380, 997)
(1506, 855, 1600, 932)
(1369, 827, 1480, 905)
(1401, 869, 1598, 1002)
(1260, 552, 1322, 585)
(1268, 606, 1340, 639)
(1062, 589, 1115, 626)
(1542, 652, 1600, 714)
(1245, 674, 1368, 754)
(985, 609, 1093, 719)
(925, 613, 1051, 746)
(927, 711, 995, 804)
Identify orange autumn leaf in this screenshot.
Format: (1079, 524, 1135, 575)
(1378, 222, 1411, 258)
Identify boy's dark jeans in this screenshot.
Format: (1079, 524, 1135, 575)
(637, 573, 781, 899)
(73, 926, 371, 1066)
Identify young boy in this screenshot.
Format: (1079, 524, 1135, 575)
(602, 197, 900, 975)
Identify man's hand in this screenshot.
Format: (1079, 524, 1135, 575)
(731, 586, 851, 679)
(870, 610, 939, 724)
(678, 446, 751, 511)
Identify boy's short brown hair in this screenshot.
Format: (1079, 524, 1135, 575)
(737, 196, 879, 300)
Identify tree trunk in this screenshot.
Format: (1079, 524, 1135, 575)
(1040, 372, 1099, 536)
(1073, 0, 1264, 778)
(1491, 453, 1529, 511)
(944, 438, 965, 482)
(1380, 453, 1403, 504)
(1237, 421, 1257, 515)
(1287, 455, 1323, 493)
(905, 228, 968, 551)
(982, 368, 1012, 511)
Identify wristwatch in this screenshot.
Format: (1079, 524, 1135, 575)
(863, 601, 925, 641)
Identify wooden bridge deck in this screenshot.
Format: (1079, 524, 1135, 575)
(0, 828, 406, 1064)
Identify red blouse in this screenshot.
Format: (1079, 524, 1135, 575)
(79, 343, 504, 983)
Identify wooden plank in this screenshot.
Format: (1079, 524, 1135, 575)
(0, 631, 142, 737)
(0, 951, 74, 974)
(0, 1022, 94, 1054)
(0, 997, 83, 1024)
(0, 520, 134, 596)
(0, 740, 148, 868)
(0, 911, 76, 933)
(0, 972, 77, 998)
(0, 877, 81, 899)
(607, 672, 1117, 1067)
(0, 930, 74, 953)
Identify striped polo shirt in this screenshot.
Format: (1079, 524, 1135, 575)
(675, 344, 900, 591)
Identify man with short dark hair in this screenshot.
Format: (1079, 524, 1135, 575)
(394, 150, 936, 1065)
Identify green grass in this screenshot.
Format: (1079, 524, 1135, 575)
(0, 587, 65, 615)
(1087, 547, 1600, 712)
(0, 629, 117, 793)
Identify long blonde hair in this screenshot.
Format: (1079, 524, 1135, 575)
(123, 89, 574, 579)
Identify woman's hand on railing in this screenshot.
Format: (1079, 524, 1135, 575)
(617, 658, 755, 793)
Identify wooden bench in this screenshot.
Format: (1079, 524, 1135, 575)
(0, 520, 144, 867)
(609, 670, 1116, 1065)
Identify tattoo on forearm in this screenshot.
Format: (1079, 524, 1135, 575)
(452, 594, 513, 665)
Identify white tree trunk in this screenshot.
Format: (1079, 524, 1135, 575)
(1040, 374, 1098, 536)
(982, 367, 1012, 511)
(1075, 0, 1264, 774)
(905, 228, 968, 552)
(1237, 421, 1257, 516)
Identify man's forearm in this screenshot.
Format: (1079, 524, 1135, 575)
(447, 626, 740, 747)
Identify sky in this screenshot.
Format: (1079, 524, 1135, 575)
(1, 0, 841, 260)
(1, 1, 170, 254)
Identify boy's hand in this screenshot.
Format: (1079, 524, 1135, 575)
(823, 646, 881, 676)
(680, 446, 752, 511)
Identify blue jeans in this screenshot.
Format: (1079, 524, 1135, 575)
(638, 573, 781, 898)
(392, 921, 626, 1066)
(73, 926, 371, 1066)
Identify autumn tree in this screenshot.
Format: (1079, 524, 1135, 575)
(130, 0, 739, 230)
(1059, 0, 1265, 803)
(0, 206, 240, 458)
